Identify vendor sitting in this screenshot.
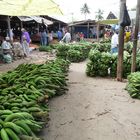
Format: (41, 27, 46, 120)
(2, 37, 13, 56)
(1, 37, 13, 63)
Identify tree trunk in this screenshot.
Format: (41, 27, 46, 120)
(131, 0, 140, 72)
(117, 0, 126, 82)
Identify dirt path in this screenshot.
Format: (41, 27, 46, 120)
(0, 50, 55, 73)
(41, 61, 140, 140)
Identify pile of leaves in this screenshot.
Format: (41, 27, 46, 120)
(0, 58, 70, 140)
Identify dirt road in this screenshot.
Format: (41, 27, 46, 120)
(42, 61, 140, 140)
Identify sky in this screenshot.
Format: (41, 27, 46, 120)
(53, 0, 137, 23)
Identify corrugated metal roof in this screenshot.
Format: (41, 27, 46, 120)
(18, 16, 53, 26)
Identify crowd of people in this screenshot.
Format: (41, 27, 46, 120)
(111, 27, 140, 54)
(1, 20, 140, 63)
(0, 28, 31, 63)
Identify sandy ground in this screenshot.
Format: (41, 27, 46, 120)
(1, 52, 140, 140)
(0, 50, 55, 73)
(41, 61, 140, 140)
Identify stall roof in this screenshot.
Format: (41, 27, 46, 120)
(0, 0, 62, 16)
(18, 16, 53, 26)
(68, 20, 96, 26)
(97, 19, 119, 25)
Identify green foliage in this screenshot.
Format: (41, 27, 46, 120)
(86, 49, 132, 78)
(80, 3, 90, 19)
(56, 44, 70, 60)
(39, 46, 52, 52)
(0, 59, 70, 139)
(124, 41, 133, 54)
(95, 9, 104, 20)
(126, 72, 140, 99)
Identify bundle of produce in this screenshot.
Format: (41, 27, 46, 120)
(0, 111, 43, 140)
(94, 43, 111, 52)
(86, 49, 132, 78)
(126, 72, 140, 99)
(136, 52, 140, 71)
(67, 49, 84, 62)
(86, 50, 112, 77)
(0, 58, 70, 139)
(110, 53, 117, 77)
(39, 46, 52, 52)
(68, 45, 88, 61)
(110, 51, 131, 78)
(100, 38, 111, 43)
(56, 44, 70, 59)
(124, 41, 133, 54)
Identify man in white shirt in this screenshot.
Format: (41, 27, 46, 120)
(111, 30, 119, 53)
(61, 29, 71, 43)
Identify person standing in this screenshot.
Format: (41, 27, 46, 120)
(61, 29, 71, 43)
(21, 28, 31, 44)
(39, 19, 48, 46)
(111, 30, 119, 53)
(22, 35, 30, 57)
(49, 31, 54, 44)
(57, 29, 63, 41)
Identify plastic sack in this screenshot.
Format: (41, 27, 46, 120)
(120, 3, 131, 27)
(3, 54, 12, 63)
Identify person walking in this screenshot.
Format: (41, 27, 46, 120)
(61, 29, 71, 43)
(111, 30, 119, 53)
(22, 35, 30, 57)
(21, 28, 31, 44)
(39, 19, 48, 46)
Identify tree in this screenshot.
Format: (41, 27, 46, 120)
(95, 9, 104, 21)
(81, 3, 90, 20)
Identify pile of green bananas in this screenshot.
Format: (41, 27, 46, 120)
(86, 49, 133, 78)
(0, 111, 42, 140)
(93, 43, 111, 52)
(56, 44, 70, 60)
(39, 46, 52, 52)
(0, 58, 70, 140)
(56, 43, 92, 62)
(126, 72, 140, 99)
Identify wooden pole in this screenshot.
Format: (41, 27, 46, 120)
(7, 16, 12, 41)
(117, 0, 126, 81)
(87, 22, 89, 38)
(97, 22, 100, 42)
(20, 21, 23, 29)
(131, 0, 140, 72)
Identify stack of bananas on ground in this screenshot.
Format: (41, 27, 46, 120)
(0, 58, 70, 140)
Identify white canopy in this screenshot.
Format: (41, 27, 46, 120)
(0, 0, 62, 16)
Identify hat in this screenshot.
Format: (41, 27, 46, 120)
(5, 37, 10, 40)
(21, 28, 25, 32)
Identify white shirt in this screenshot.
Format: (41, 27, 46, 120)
(2, 41, 12, 50)
(62, 32, 71, 43)
(111, 33, 118, 48)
